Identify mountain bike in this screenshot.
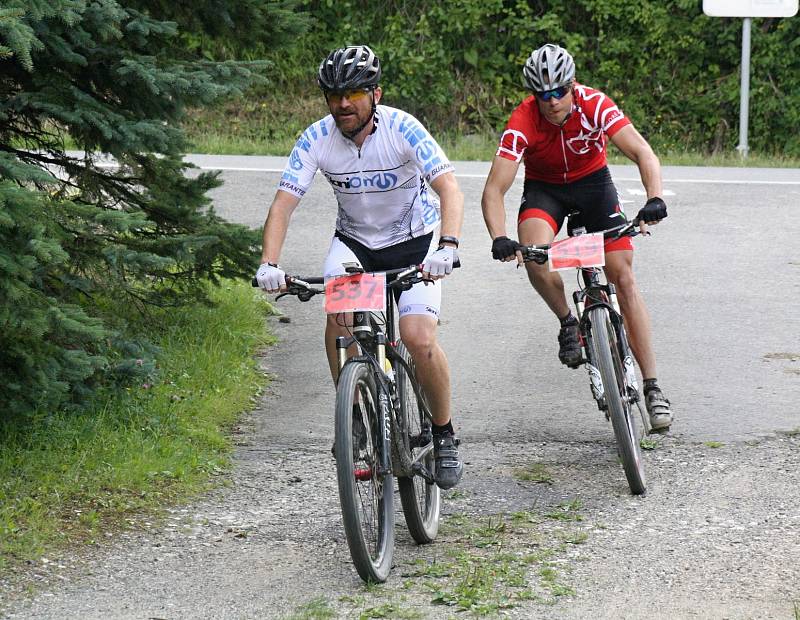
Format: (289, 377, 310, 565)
(519, 219, 650, 495)
(256, 264, 441, 582)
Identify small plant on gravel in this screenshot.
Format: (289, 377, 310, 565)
(468, 516, 507, 548)
(510, 510, 541, 526)
(285, 596, 336, 619)
(405, 510, 582, 613)
(704, 441, 725, 448)
(640, 438, 658, 450)
(358, 602, 422, 619)
(559, 530, 589, 545)
(545, 499, 584, 522)
(407, 557, 455, 579)
(514, 463, 554, 484)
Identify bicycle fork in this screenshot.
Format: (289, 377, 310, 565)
(574, 284, 640, 413)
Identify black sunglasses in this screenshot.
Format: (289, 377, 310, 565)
(535, 85, 571, 101)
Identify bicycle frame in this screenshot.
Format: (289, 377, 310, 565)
(332, 268, 436, 481)
(573, 267, 640, 412)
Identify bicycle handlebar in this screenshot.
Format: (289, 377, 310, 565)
(520, 218, 643, 264)
(251, 263, 458, 300)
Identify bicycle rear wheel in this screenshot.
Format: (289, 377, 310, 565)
(335, 360, 394, 582)
(394, 342, 440, 544)
(587, 307, 647, 495)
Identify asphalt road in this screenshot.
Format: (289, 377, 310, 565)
(198, 155, 800, 444)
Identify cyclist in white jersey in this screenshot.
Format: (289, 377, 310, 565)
(255, 45, 464, 489)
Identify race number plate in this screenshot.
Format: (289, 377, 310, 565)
(548, 233, 605, 271)
(324, 273, 386, 314)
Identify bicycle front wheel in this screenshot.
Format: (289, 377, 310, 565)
(394, 342, 440, 544)
(335, 360, 394, 582)
(587, 307, 647, 495)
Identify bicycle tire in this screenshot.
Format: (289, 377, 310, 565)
(394, 342, 441, 544)
(334, 360, 394, 582)
(587, 307, 647, 495)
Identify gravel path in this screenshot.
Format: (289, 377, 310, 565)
(3, 338, 799, 620)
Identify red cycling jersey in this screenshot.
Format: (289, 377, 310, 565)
(497, 83, 631, 184)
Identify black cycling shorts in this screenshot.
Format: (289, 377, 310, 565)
(334, 231, 433, 272)
(518, 166, 632, 252)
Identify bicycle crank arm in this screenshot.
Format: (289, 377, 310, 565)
(411, 462, 435, 485)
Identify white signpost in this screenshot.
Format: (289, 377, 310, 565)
(703, 0, 798, 158)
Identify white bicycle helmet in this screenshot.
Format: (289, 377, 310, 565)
(318, 45, 381, 92)
(522, 43, 575, 92)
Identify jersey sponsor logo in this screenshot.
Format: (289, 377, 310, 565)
(393, 111, 444, 173)
(294, 134, 312, 154)
(566, 128, 604, 155)
(427, 162, 452, 179)
(420, 184, 440, 225)
(601, 108, 625, 131)
(398, 304, 440, 318)
(324, 171, 399, 191)
(279, 179, 305, 195)
(281, 171, 300, 184)
(289, 148, 303, 171)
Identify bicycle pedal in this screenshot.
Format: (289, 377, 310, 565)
(411, 462, 435, 484)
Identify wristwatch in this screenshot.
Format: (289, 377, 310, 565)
(438, 235, 460, 248)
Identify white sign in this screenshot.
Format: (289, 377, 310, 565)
(703, 0, 798, 17)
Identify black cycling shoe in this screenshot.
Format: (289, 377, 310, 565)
(646, 388, 673, 432)
(331, 406, 368, 459)
(433, 431, 463, 490)
(558, 318, 582, 367)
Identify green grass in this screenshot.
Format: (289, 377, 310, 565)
(410, 509, 586, 614)
(704, 441, 725, 449)
(545, 499, 584, 522)
(514, 462, 554, 484)
(0, 281, 273, 573)
(284, 597, 337, 620)
(640, 438, 659, 451)
(182, 103, 800, 167)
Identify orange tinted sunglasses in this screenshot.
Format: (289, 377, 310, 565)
(325, 88, 372, 104)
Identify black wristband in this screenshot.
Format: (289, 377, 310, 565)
(266, 262, 279, 268)
(438, 235, 459, 248)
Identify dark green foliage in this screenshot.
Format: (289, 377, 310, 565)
(0, 1, 304, 416)
(265, 0, 799, 155)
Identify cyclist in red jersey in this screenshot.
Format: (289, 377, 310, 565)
(481, 43, 672, 431)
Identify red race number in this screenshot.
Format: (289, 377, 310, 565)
(324, 273, 386, 314)
(548, 233, 605, 271)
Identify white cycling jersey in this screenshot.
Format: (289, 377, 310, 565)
(278, 104, 454, 250)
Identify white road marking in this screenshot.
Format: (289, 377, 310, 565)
(626, 188, 676, 196)
(87, 157, 800, 186)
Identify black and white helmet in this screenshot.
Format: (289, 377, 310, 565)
(522, 44, 575, 92)
(318, 45, 381, 92)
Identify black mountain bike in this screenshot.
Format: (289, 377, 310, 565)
(519, 219, 649, 495)
(258, 265, 440, 582)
